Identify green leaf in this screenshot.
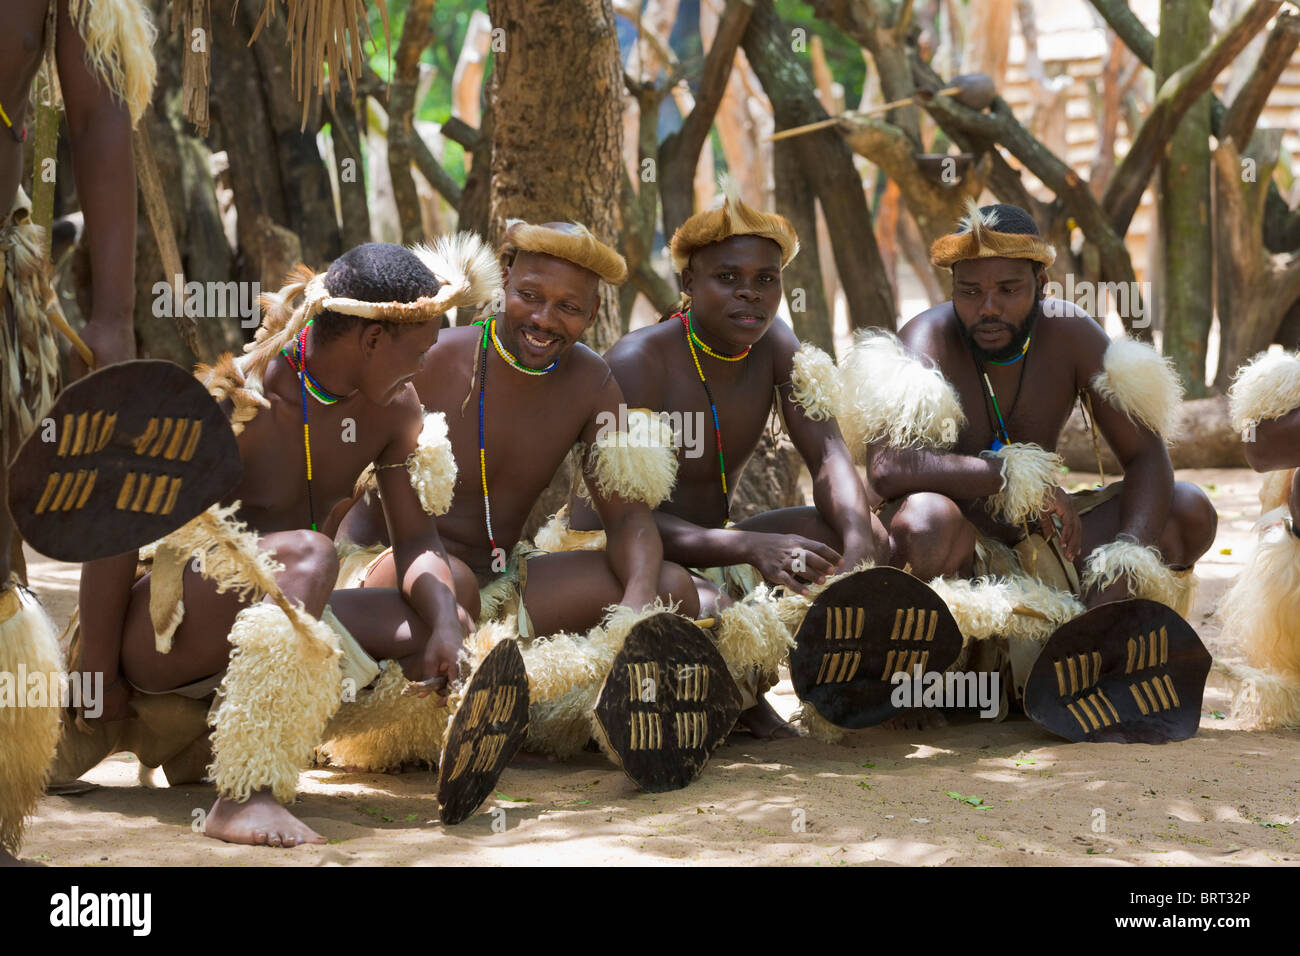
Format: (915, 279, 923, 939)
(496, 790, 533, 803)
(405, 813, 418, 822)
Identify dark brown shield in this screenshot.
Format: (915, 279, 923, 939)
(789, 567, 964, 729)
(437, 639, 530, 825)
(592, 613, 742, 793)
(8, 360, 241, 562)
(1023, 599, 1211, 744)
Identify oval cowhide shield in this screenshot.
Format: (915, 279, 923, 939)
(790, 567, 964, 729)
(437, 639, 530, 825)
(8, 360, 240, 562)
(1024, 599, 1211, 744)
(592, 613, 742, 793)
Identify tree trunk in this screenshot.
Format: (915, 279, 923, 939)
(744, 0, 897, 331)
(1154, 0, 1213, 396)
(388, 0, 436, 245)
(210, 0, 340, 271)
(773, 142, 835, 355)
(1058, 397, 1246, 470)
(487, 0, 624, 351)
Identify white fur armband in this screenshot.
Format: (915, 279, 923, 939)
(789, 344, 840, 422)
(1090, 337, 1183, 441)
(981, 442, 1062, 526)
(406, 412, 457, 516)
(586, 408, 678, 508)
(1081, 539, 1185, 611)
(836, 329, 966, 456)
(1228, 349, 1300, 434)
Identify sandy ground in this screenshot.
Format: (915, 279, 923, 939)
(15, 468, 1300, 866)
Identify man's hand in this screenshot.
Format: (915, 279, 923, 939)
(69, 317, 135, 381)
(748, 532, 841, 594)
(407, 619, 467, 705)
(1038, 485, 1082, 562)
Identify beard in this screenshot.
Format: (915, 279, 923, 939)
(960, 301, 1040, 363)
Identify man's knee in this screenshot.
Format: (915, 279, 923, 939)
(892, 493, 973, 573)
(658, 562, 700, 618)
(1168, 482, 1218, 566)
(271, 531, 340, 608)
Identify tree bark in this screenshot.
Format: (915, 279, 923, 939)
(487, 0, 625, 350)
(1058, 396, 1247, 470)
(744, 0, 897, 331)
(1154, 0, 1213, 396)
(773, 141, 835, 355)
(388, 0, 435, 245)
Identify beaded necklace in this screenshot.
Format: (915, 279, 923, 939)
(280, 319, 347, 405)
(969, 335, 1031, 452)
(474, 315, 560, 553)
(674, 310, 749, 515)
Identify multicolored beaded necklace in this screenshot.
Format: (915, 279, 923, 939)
(674, 310, 749, 515)
(280, 319, 348, 530)
(969, 333, 1031, 452)
(473, 315, 560, 553)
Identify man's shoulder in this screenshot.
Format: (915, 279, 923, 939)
(1039, 300, 1110, 371)
(898, 303, 958, 361)
(604, 321, 670, 370)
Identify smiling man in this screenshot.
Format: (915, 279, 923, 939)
(556, 186, 887, 738)
(840, 200, 1216, 711)
(337, 221, 696, 642)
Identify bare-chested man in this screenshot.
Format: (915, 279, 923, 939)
(559, 188, 888, 738)
(1, 0, 154, 865)
(338, 221, 698, 640)
(65, 239, 498, 848)
(844, 201, 1216, 703)
(1221, 349, 1300, 728)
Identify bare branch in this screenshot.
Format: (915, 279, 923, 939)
(1222, 11, 1300, 149)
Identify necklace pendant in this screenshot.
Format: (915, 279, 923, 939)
(990, 438, 1005, 452)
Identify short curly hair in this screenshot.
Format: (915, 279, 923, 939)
(314, 242, 443, 342)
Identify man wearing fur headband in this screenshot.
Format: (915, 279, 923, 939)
(553, 184, 888, 739)
(1220, 349, 1300, 729)
(841, 200, 1216, 708)
(58, 239, 500, 847)
(2, 0, 155, 864)
(337, 221, 697, 643)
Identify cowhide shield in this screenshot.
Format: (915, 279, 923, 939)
(790, 567, 964, 729)
(592, 613, 742, 793)
(8, 360, 240, 562)
(1024, 599, 1211, 744)
(437, 639, 530, 825)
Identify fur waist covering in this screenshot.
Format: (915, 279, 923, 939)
(1082, 539, 1193, 615)
(208, 602, 342, 803)
(67, 0, 158, 127)
(835, 330, 966, 461)
(1091, 336, 1183, 441)
(534, 505, 608, 553)
(1, 191, 62, 457)
(1218, 513, 1300, 729)
(0, 580, 64, 855)
(352, 411, 458, 516)
(789, 344, 840, 422)
(1228, 349, 1300, 434)
(981, 442, 1063, 527)
(585, 408, 679, 508)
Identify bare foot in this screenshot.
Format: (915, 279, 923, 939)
(161, 734, 213, 787)
(202, 791, 325, 847)
(881, 708, 948, 731)
(735, 698, 801, 739)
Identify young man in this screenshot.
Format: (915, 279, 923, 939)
(841, 200, 1217, 711)
(338, 221, 697, 639)
(1, 0, 154, 865)
(1221, 349, 1300, 728)
(557, 186, 888, 738)
(62, 238, 499, 847)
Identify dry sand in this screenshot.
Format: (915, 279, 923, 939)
(17, 468, 1299, 866)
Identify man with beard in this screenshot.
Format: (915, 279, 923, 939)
(838, 201, 1216, 711)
